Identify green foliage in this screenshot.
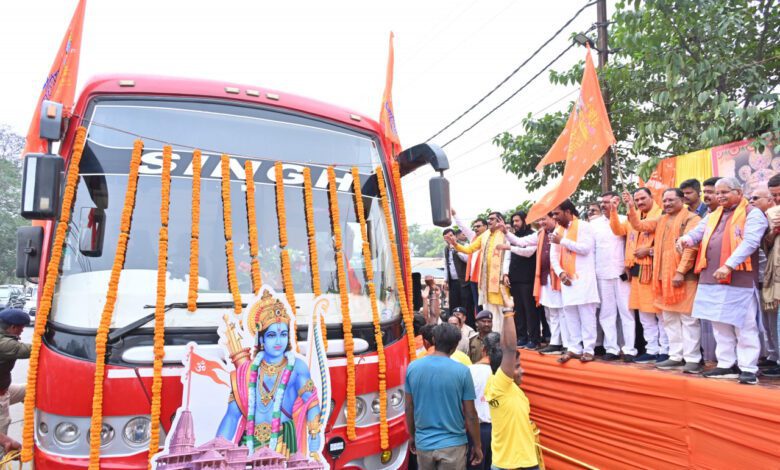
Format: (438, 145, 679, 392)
(496, 0, 780, 201)
(407, 223, 447, 258)
(0, 125, 25, 283)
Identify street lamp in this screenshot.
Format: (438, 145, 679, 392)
(572, 32, 597, 49)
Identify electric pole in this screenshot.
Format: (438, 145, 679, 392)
(597, 0, 613, 192)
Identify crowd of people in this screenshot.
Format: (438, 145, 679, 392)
(405, 174, 780, 469)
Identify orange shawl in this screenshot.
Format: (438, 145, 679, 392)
(695, 198, 752, 283)
(625, 203, 662, 283)
(533, 231, 561, 305)
(653, 210, 699, 306)
(555, 217, 579, 278)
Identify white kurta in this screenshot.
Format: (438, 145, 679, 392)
(550, 221, 600, 307)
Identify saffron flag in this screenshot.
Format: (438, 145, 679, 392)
(640, 157, 677, 204)
(23, 0, 87, 156)
(379, 32, 402, 152)
(189, 351, 226, 386)
(527, 47, 616, 222)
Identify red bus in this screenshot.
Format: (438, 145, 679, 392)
(17, 75, 451, 469)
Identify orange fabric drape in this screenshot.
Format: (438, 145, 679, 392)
(519, 352, 780, 469)
(641, 157, 677, 204)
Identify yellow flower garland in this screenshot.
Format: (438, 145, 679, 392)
(244, 161, 262, 294)
(274, 162, 298, 344)
(187, 149, 202, 312)
(376, 166, 417, 362)
(351, 167, 389, 449)
(391, 161, 414, 315)
(221, 154, 242, 314)
(328, 167, 357, 440)
(302, 168, 327, 350)
(88, 139, 145, 469)
(147, 145, 172, 467)
(21, 127, 87, 462)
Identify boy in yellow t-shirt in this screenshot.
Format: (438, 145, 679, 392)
(484, 286, 539, 470)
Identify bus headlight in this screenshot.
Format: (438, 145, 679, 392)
(54, 422, 80, 445)
(371, 398, 381, 415)
(344, 397, 366, 422)
(93, 423, 115, 447)
(123, 417, 151, 446)
(38, 421, 49, 436)
(390, 389, 404, 409)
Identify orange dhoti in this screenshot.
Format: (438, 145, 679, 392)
(629, 278, 659, 313)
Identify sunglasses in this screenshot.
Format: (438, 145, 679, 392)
(749, 195, 768, 201)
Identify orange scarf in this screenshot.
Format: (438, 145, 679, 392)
(653, 210, 697, 305)
(555, 217, 579, 278)
(625, 202, 661, 283)
(695, 198, 752, 283)
(533, 230, 560, 305)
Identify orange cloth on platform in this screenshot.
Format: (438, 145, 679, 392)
(610, 203, 662, 312)
(518, 351, 780, 470)
(627, 206, 701, 313)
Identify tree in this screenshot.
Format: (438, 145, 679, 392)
(407, 224, 446, 258)
(0, 125, 25, 283)
(495, 0, 779, 203)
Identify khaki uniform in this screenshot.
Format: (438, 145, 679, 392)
(0, 333, 31, 435)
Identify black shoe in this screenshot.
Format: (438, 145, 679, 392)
(635, 353, 658, 364)
(517, 340, 528, 348)
(602, 353, 620, 361)
(594, 346, 607, 356)
(538, 345, 564, 355)
(703, 366, 740, 379)
(622, 354, 636, 363)
(522, 341, 539, 350)
(758, 358, 777, 368)
(738, 371, 758, 385)
(656, 354, 670, 363)
(761, 366, 780, 378)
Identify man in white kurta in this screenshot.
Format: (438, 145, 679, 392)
(549, 200, 601, 362)
(678, 177, 767, 385)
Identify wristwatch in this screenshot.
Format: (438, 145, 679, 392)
(501, 308, 514, 313)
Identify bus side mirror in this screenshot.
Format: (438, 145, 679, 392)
(21, 153, 64, 220)
(79, 207, 106, 257)
(429, 176, 451, 227)
(16, 226, 43, 279)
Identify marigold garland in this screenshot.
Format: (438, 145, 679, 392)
(351, 167, 389, 449)
(244, 161, 262, 294)
(147, 145, 172, 467)
(376, 166, 417, 362)
(303, 168, 327, 350)
(88, 139, 144, 469)
(221, 154, 242, 314)
(187, 149, 202, 312)
(391, 161, 414, 316)
(328, 167, 357, 440)
(274, 162, 298, 344)
(20, 127, 87, 462)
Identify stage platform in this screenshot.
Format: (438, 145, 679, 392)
(519, 350, 780, 469)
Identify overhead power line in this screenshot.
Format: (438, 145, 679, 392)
(425, 0, 597, 143)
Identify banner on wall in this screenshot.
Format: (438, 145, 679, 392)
(712, 137, 780, 195)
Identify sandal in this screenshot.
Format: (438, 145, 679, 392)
(557, 352, 580, 364)
(580, 353, 595, 362)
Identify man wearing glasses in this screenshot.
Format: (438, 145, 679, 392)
(677, 177, 767, 384)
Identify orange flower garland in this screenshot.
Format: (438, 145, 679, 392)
(351, 167, 389, 449)
(88, 139, 145, 469)
(303, 168, 327, 350)
(187, 149, 202, 312)
(328, 167, 357, 440)
(391, 161, 414, 315)
(221, 154, 242, 314)
(21, 127, 87, 462)
(147, 145, 172, 467)
(376, 166, 417, 362)
(274, 162, 298, 343)
(244, 161, 262, 294)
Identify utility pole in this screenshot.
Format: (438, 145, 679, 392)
(596, 0, 613, 192)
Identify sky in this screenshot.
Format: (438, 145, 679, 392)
(0, 0, 609, 228)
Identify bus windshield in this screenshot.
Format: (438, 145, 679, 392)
(52, 99, 401, 330)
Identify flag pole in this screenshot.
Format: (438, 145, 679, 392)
(611, 144, 628, 192)
(186, 345, 193, 411)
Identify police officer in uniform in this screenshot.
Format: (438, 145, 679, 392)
(0, 309, 31, 436)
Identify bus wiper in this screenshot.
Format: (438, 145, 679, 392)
(107, 301, 246, 343)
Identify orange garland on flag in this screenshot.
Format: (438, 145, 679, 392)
(303, 168, 327, 350)
(147, 145, 172, 467)
(245, 161, 262, 294)
(275, 162, 298, 344)
(328, 167, 357, 440)
(21, 127, 87, 462)
(391, 161, 414, 315)
(351, 167, 389, 449)
(376, 166, 417, 361)
(221, 154, 242, 314)
(187, 149, 202, 312)
(88, 139, 144, 469)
